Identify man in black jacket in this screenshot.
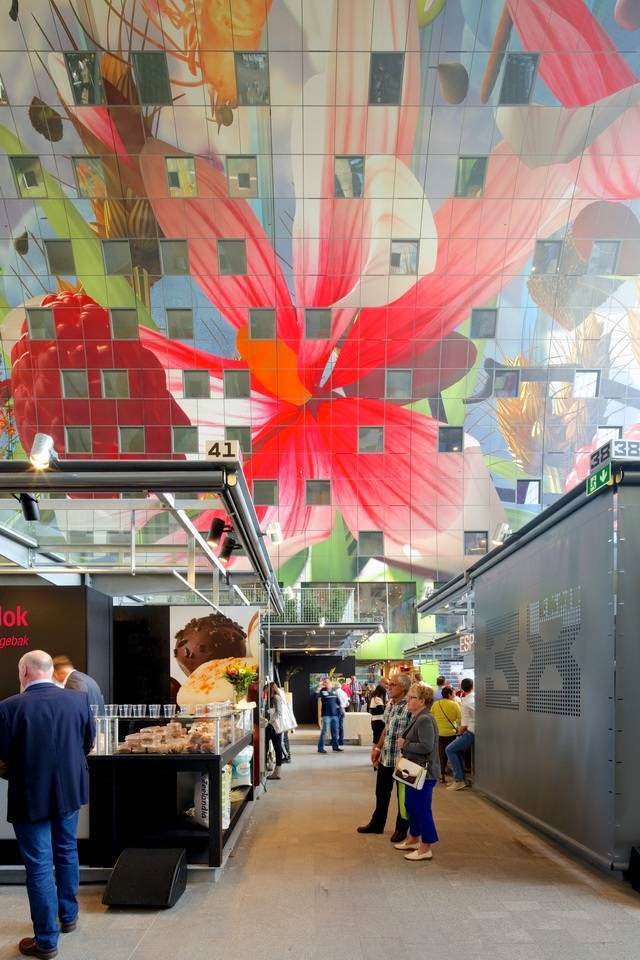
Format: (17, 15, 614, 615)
(52, 655, 105, 714)
(0, 650, 95, 959)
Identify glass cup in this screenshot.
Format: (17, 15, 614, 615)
(162, 704, 177, 718)
(118, 704, 131, 718)
(148, 704, 161, 718)
(104, 704, 118, 717)
(90, 703, 99, 718)
(180, 704, 195, 716)
(195, 704, 207, 717)
(132, 704, 146, 718)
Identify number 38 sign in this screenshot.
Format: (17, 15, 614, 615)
(590, 438, 640, 471)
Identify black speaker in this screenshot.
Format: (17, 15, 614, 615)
(102, 848, 188, 908)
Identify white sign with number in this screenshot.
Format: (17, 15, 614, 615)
(205, 439, 241, 461)
(590, 439, 640, 471)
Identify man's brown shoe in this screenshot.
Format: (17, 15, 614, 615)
(18, 937, 58, 959)
(60, 920, 77, 933)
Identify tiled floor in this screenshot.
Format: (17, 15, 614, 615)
(1, 744, 640, 959)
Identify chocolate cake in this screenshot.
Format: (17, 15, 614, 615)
(174, 612, 247, 676)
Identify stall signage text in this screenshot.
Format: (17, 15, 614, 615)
(0, 605, 30, 649)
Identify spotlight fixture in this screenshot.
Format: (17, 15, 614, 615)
(266, 520, 283, 544)
(318, 616, 326, 628)
(491, 522, 512, 546)
(15, 493, 40, 522)
(377, 622, 384, 633)
(219, 534, 241, 562)
(29, 433, 57, 470)
(207, 517, 231, 546)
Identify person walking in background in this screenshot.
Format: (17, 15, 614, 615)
(0, 651, 95, 959)
(265, 682, 286, 780)
(349, 675, 362, 712)
(357, 672, 411, 842)
(368, 683, 387, 745)
(336, 684, 349, 746)
(315, 678, 343, 753)
(446, 677, 475, 791)
(395, 682, 440, 861)
(433, 676, 446, 701)
(52, 656, 105, 714)
(431, 686, 461, 784)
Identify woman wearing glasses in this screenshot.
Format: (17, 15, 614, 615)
(395, 682, 440, 861)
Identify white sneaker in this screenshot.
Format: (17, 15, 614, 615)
(447, 780, 467, 791)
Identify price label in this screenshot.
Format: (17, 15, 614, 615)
(205, 439, 241, 460)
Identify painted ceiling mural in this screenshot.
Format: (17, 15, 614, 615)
(0, 0, 639, 590)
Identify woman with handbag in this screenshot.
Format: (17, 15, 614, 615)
(368, 683, 387, 745)
(395, 682, 440, 861)
(265, 682, 286, 780)
(431, 686, 461, 783)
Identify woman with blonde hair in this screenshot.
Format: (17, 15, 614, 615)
(395, 682, 440, 861)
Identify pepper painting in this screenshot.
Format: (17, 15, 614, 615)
(1, 0, 640, 588)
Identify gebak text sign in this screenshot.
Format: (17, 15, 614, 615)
(0, 605, 30, 649)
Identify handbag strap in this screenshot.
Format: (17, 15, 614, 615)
(434, 700, 458, 732)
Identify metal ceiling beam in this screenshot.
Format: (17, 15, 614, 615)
(157, 492, 227, 577)
(0, 527, 81, 586)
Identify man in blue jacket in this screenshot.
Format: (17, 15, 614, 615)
(0, 650, 95, 959)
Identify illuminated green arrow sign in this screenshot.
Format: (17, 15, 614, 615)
(586, 461, 612, 496)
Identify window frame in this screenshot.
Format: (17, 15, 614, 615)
(119, 426, 145, 454)
(166, 308, 194, 340)
(60, 369, 89, 399)
(101, 369, 130, 399)
(304, 308, 332, 340)
(172, 425, 199, 454)
(132, 50, 173, 106)
(182, 369, 211, 399)
(358, 426, 385, 454)
(223, 369, 250, 399)
(252, 479, 278, 506)
(65, 426, 92, 454)
(26, 308, 55, 340)
(438, 426, 464, 453)
(305, 479, 331, 506)
(385, 368, 412, 400)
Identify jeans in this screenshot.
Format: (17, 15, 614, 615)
(318, 716, 339, 751)
(13, 810, 80, 951)
(370, 763, 408, 834)
(446, 731, 475, 782)
(404, 780, 438, 844)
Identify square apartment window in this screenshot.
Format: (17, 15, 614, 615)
(498, 53, 539, 105)
(588, 240, 620, 275)
(358, 426, 384, 454)
(227, 156, 258, 198)
(494, 368, 520, 398)
(110, 309, 139, 339)
(183, 370, 210, 399)
(44, 240, 75, 276)
(390, 240, 418, 275)
(65, 52, 102, 106)
(464, 530, 488, 556)
(334, 156, 364, 198)
(225, 426, 251, 454)
(249, 308, 275, 339)
(596, 425, 622, 445)
(253, 479, 278, 506)
(359, 530, 384, 556)
(0, 74, 7, 104)
(73, 156, 107, 198)
(386, 369, 412, 400)
(160, 239, 189, 275)
(10, 156, 46, 198)
(132, 51, 172, 105)
(470, 307, 497, 338)
(166, 156, 197, 198)
(369, 52, 404, 105)
(26, 308, 54, 340)
(102, 369, 129, 398)
(166, 308, 193, 339)
(532, 240, 561, 274)
(438, 426, 464, 452)
(223, 369, 250, 399)
(130, 238, 161, 274)
(102, 240, 132, 275)
(573, 369, 600, 399)
(218, 239, 247, 276)
(61, 369, 88, 399)
(305, 308, 332, 339)
(516, 479, 540, 505)
(119, 426, 144, 454)
(173, 425, 198, 454)
(65, 426, 91, 454)
(306, 479, 331, 505)
(235, 52, 270, 106)
(455, 156, 487, 198)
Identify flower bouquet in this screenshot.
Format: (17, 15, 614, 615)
(223, 660, 258, 703)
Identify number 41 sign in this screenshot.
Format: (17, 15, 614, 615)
(206, 439, 241, 460)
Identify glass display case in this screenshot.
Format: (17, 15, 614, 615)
(93, 704, 253, 756)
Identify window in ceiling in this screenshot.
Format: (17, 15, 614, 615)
(65, 426, 92, 454)
(166, 308, 193, 339)
(10, 156, 46, 198)
(464, 530, 488, 556)
(64, 52, 102, 105)
(223, 369, 250, 399)
(498, 53, 539, 105)
(573, 369, 600, 399)
(235, 52, 270, 106)
(102, 369, 129, 399)
(532, 240, 562, 275)
(249, 308, 276, 339)
(160, 239, 189, 275)
(390, 239, 419, 275)
(110, 309, 139, 339)
(438, 426, 464, 452)
(455, 156, 487, 198)
(225, 425, 251, 454)
(516, 479, 541, 505)
(0, 74, 7, 104)
(470, 307, 498, 339)
(119, 426, 145, 454)
(183, 370, 210, 399)
(44, 240, 75, 276)
(334, 156, 365, 198)
(359, 530, 384, 556)
(226, 156, 258, 198)
(369, 52, 404, 105)
(305, 308, 332, 339)
(165, 156, 197, 198)
(358, 426, 384, 454)
(494, 368, 520, 398)
(61, 369, 88, 399)
(102, 239, 132, 275)
(253, 479, 278, 506)
(132, 50, 172, 105)
(306, 479, 331, 505)
(218, 239, 247, 276)
(26, 308, 54, 340)
(385, 369, 412, 400)
(595, 425, 622, 445)
(73, 156, 107, 198)
(172, 425, 198, 454)
(588, 240, 620, 275)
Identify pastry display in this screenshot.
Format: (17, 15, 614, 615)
(176, 656, 258, 707)
(115, 717, 235, 754)
(173, 612, 248, 676)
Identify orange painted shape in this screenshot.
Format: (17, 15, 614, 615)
(236, 325, 311, 406)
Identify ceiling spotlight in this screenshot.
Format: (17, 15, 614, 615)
(29, 433, 57, 470)
(207, 517, 231, 546)
(377, 622, 384, 633)
(219, 534, 240, 562)
(491, 522, 512, 546)
(16, 493, 40, 522)
(266, 520, 283, 544)
(319, 616, 326, 628)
